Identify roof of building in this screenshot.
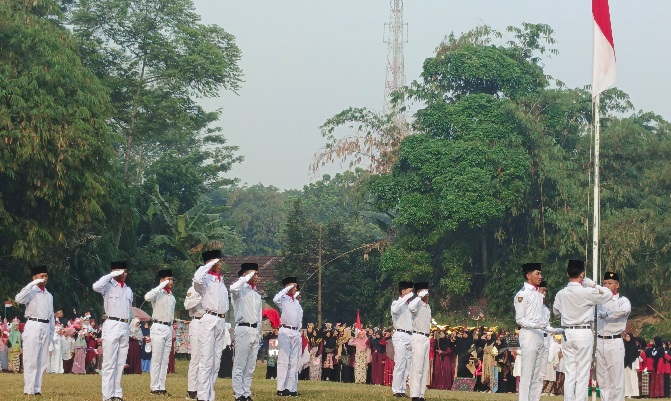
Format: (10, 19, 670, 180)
(220, 256, 284, 297)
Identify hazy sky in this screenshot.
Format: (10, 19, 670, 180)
(192, 0, 671, 190)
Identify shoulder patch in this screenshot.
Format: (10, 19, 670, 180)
(187, 291, 192, 297)
(517, 296, 523, 303)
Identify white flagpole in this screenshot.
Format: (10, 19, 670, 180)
(591, 93, 601, 401)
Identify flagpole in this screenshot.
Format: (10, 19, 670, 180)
(592, 94, 600, 401)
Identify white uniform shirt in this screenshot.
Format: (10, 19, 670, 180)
(92, 274, 133, 320)
(596, 293, 631, 336)
(193, 262, 229, 315)
(409, 297, 431, 334)
(273, 287, 302, 328)
(15, 284, 55, 324)
(144, 283, 176, 323)
(184, 285, 205, 318)
(514, 282, 545, 329)
(230, 276, 263, 325)
(391, 293, 414, 332)
(553, 282, 613, 326)
(62, 336, 75, 360)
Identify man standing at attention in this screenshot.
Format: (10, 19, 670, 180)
(16, 265, 55, 396)
(553, 260, 613, 401)
(596, 271, 630, 401)
(274, 276, 303, 397)
(144, 269, 176, 396)
(184, 283, 205, 400)
(93, 261, 132, 401)
(391, 281, 414, 398)
(193, 249, 229, 401)
(515, 263, 548, 401)
(230, 262, 262, 401)
(409, 282, 431, 401)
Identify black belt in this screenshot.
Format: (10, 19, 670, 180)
(597, 334, 621, 339)
(413, 331, 430, 337)
(544, 333, 548, 337)
(396, 329, 412, 335)
(192, 316, 202, 320)
(205, 310, 225, 318)
(280, 324, 298, 331)
(563, 325, 591, 330)
(237, 322, 258, 328)
(107, 317, 129, 323)
(152, 319, 172, 326)
(27, 317, 49, 323)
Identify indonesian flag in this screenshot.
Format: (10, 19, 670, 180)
(592, 0, 616, 97)
(355, 309, 362, 331)
(4, 301, 11, 308)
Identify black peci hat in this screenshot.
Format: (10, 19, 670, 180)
(413, 282, 429, 291)
(522, 263, 542, 274)
(111, 261, 127, 270)
(30, 265, 48, 276)
(603, 271, 619, 281)
(157, 269, 173, 279)
(281, 276, 298, 286)
(568, 260, 585, 270)
(202, 249, 222, 262)
(398, 281, 414, 291)
(238, 262, 259, 277)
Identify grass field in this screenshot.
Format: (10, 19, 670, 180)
(1, 361, 668, 401)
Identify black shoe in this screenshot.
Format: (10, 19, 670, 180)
(277, 390, 286, 396)
(393, 395, 405, 398)
(246, 397, 253, 401)
(235, 397, 246, 401)
(186, 391, 197, 400)
(289, 392, 298, 397)
(412, 398, 420, 401)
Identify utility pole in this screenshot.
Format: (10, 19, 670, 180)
(317, 225, 323, 328)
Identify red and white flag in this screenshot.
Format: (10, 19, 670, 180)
(355, 309, 362, 331)
(4, 301, 11, 308)
(592, 0, 616, 97)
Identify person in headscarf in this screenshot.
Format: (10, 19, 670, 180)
(72, 328, 87, 374)
(369, 329, 385, 385)
(7, 321, 22, 373)
(330, 329, 343, 382)
(348, 329, 371, 384)
(0, 325, 9, 372)
(140, 321, 152, 373)
(455, 329, 474, 378)
(306, 324, 322, 381)
(380, 328, 394, 387)
(495, 335, 514, 393)
(481, 330, 497, 392)
(432, 329, 455, 390)
(646, 336, 670, 398)
(340, 327, 355, 383)
(623, 332, 640, 398)
(321, 329, 338, 381)
(124, 317, 142, 374)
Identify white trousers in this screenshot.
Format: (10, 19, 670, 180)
(518, 328, 545, 401)
(391, 331, 412, 395)
(101, 319, 130, 400)
(596, 338, 625, 401)
(409, 334, 429, 398)
(49, 341, 63, 373)
(187, 318, 202, 393)
(276, 327, 301, 392)
(149, 323, 172, 391)
(624, 366, 639, 397)
(197, 314, 225, 401)
(232, 325, 259, 398)
(562, 328, 593, 401)
(22, 320, 51, 394)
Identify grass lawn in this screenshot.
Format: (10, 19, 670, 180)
(1, 361, 667, 400)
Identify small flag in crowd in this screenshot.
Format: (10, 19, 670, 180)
(4, 301, 12, 308)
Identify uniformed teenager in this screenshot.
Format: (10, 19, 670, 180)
(514, 263, 557, 401)
(230, 262, 262, 401)
(409, 282, 431, 401)
(92, 261, 133, 401)
(596, 271, 631, 401)
(553, 260, 613, 401)
(192, 249, 229, 401)
(184, 285, 205, 400)
(274, 276, 303, 397)
(15, 265, 55, 396)
(391, 281, 414, 397)
(144, 269, 176, 395)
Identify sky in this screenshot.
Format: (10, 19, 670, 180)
(192, 0, 671, 190)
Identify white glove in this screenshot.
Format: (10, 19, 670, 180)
(554, 328, 565, 336)
(244, 271, 256, 282)
(535, 323, 548, 330)
(110, 270, 125, 278)
(417, 290, 429, 298)
(30, 278, 46, 286)
(205, 258, 220, 269)
(295, 291, 300, 298)
(581, 277, 596, 288)
(156, 280, 169, 290)
(598, 310, 610, 319)
(285, 283, 296, 291)
(401, 291, 414, 302)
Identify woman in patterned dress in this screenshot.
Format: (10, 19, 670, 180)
(348, 329, 370, 384)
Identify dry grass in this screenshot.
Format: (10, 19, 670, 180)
(1, 361, 669, 400)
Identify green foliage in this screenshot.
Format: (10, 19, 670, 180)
(639, 320, 671, 341)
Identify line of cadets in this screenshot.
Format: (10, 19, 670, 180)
(14, 248, 303, 401)
(13, 254, 633, 401)
(516, 259, 631, 401)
